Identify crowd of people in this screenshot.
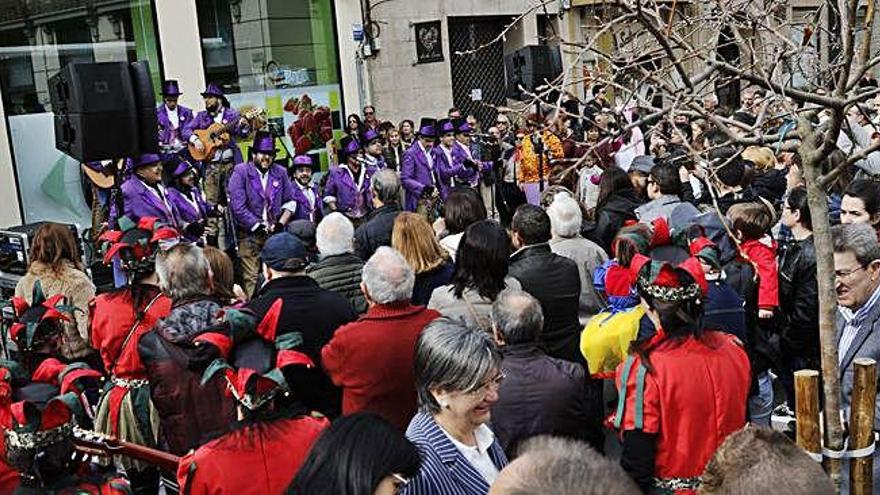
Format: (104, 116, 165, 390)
(2, 77, 879, 494)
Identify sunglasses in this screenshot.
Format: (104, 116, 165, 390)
(365, 111, 374, 116)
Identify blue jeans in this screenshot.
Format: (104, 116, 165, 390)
(748, 371, 773, 426)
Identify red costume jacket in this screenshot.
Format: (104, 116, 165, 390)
(739, 236, 779, 310)
(322, 302, 439, 431)
(614, 331, 750, 494)
(177, 414, 329, 495)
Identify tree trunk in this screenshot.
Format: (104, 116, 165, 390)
(803, 151, 845, 490)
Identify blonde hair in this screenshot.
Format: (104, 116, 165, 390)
(741, 146, 776, 171)
(392, 212, 449, 274)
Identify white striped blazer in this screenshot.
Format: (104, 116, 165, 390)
(402, 411, 508, 495)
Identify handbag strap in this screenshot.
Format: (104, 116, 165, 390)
(462, 293, 491, 333)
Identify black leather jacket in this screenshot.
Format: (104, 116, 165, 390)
(778, 235, 820, 358)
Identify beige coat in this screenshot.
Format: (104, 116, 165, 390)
(427, 277, 521, 332)
(15, 260, 95, 359)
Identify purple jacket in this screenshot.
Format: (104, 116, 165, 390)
(156, 104, 194, 148)
(183, 108, 249, 164)
(323, 165, 376, 220)
(453, 141, 491, 185)
(114, 177, 180, 228)
(290, 182, 323, 223)
(167, 186, 212, 241)
(228, 162, 295, 232)
(400, 142, 436, 211)
(432, 144, 472, 200)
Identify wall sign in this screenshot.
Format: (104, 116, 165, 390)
(415, 21, 443, 64)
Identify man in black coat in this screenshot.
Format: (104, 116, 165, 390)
(489, 289, 602, 457)
(248, 232, 357, 418)
(354, 169, 402, 260)
(509, 204, 582, 364)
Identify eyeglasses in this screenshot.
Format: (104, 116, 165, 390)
(467, 372, 506, 396)
(835, 266, 865, 281)
(392, 474, 410, 494)
(365, 111, 374, 116)
(496, 120, 508, 125)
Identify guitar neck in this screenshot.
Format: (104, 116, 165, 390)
(74, 430, 180, 472)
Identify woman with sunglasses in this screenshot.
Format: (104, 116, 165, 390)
(403, 319, 508, 495)
(288, 412, 421, 495)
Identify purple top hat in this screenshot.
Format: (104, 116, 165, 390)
(437, 118, 456, 136)
(200, 82, 224, 97)
(453, 118, 472, 134)
(417, 117, 437, 138)
(339, 136, 362, 161)
(251, 132, 277, 155)
(292, 154, 316, 170)
(362, 128, 381, 144)
(161, 80, 181, 97)
(171, 159, 195, 178)
(133, 153, 161, 169)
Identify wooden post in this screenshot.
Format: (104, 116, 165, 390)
(796, 369, 822, 458)
(849, 358, 877, 495)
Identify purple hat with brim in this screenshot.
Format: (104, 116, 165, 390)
(437, 119, 456, 135)
(339, 136, 361, 161)
(161, 80, 181, 97)
(172, 159, 195, 178)
(201, 82, 224, 97)
(292, 154, 317, 170)
(251, 132, 277, 155)
(362, 128, 381, 143)
(133, 154, 161, 169)
(454, 118, 472, 134)
(418, 117, 437, 138)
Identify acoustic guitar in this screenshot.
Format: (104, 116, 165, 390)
(73, 426, 180, 473)
(81, 159, 125, 189)
(188, 107, 265, 161)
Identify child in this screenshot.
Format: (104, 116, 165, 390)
(688, 237, 747, 342)
(726, 201, 779, 320)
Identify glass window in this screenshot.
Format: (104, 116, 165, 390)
(0, 0, 163, 227)
(195, 0, 343, 167)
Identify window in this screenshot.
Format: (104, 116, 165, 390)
(0, 0, 163, 226)
(195, 0, 343, 165)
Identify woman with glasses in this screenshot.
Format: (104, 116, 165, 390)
(399, 119, 416, 148)
(288, 412, 421, 495)
(402, 319, 508, 495)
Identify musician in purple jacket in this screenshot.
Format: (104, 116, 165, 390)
(185, 83, 248, 246)
(289, 154, 322, 223)
(183, 83, 249, 165)
(113, 154, 181, 229)
(166, 159, 215, 243)
(156, 80, 193, 156)
(228, 131, 297, 295)
(432, 118, 477, 200)
(400, 118, 438, 211)
(323, 136, 375, 226)
(362, 128, 387, 170)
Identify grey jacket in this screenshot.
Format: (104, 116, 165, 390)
(634, 194, 700, 233)
(427, 277, 521, 331)
(836, 299, 880, 493)
(549, 236, 608, 325)
(306, 252, 368, 314)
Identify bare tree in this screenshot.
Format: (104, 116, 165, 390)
(474, 0, 880, 489)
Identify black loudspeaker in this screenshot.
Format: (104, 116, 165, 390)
(50, 61, 156, 162)
(504, 45, 563, 100)
(129, 61, 159, 154)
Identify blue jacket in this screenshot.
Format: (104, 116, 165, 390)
(403, 411, 507, 495)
